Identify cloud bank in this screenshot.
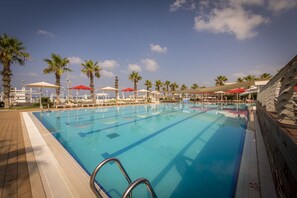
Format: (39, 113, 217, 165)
(68, 56, 83, 65)
(99, 59, 119, 69)
(171, 0, 297, 40)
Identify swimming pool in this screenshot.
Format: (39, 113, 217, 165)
(33, 103, 248, 197)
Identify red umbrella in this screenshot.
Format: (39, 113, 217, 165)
(122, 88, 134, 92)
(227, 88, 246, 93)
(70, 85, 93, 90)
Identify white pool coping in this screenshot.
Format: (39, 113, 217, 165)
(22, 112, 98, 198)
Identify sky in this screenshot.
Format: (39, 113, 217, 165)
(1, 0, 297, 94)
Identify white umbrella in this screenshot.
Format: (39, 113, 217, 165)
(100, 86, 118, 100)
(26, 81, 59, 110)
(136, 89, 150, 92)
(101, 86, 118, 91)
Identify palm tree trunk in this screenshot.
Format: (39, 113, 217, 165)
(55, 74, 60, 104)
(134, 81, 137, 100)
(2, 66, 12, 108)
(90, 74, 95, 103)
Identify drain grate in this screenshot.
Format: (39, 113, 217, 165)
(107, 133, 120, 139)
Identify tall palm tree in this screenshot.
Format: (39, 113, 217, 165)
(237, 77, 244, 82)
(164, 80, 171, 91)
(244, 75, 256, 82)
(191, 83, 199, 89)
(144, 80, 152, 99)
(129, 71, 142, 99)
(259, 73, 272, 80)
(0, 34, 30, 108)
(155, 80, 163, 91)
(215, 75, 228, 86)
(43, 53, 71, 104)
(170, 82, 179, 91)
(114, 76, 119, 100)
(81, 60, 102, 103)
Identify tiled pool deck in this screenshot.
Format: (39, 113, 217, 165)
(0, 108, 279, 197)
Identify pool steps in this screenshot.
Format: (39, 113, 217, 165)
(90, 157, 157, 198)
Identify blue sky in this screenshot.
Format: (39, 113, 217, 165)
(2, 0, 297, 93)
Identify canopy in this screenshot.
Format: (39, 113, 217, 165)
(26, 81, 59, 88)
(26, 81, 59, 110)
(70, 85, 93, 90)
(136, 89, 150, 92)
(101, 86, 118, 91)
(122, 88, 134, 92)
(227, 88, 246, 94)
(150, 91, 160, 94)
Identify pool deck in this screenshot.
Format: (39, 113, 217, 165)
(0, 107, 283, 197)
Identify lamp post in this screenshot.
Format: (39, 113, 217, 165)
(66, 68, 71, 103)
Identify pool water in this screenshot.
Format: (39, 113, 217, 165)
(34, 103, 248, 198)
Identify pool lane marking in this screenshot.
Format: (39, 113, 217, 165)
(101, 108, 216, 159)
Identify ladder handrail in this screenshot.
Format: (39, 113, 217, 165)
(90, 157, 133, 197)
(122, 178, 157, 198)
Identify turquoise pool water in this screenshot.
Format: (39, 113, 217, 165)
(33, 103, 248, 198)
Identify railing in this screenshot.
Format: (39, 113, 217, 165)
(257, 55, 297, 124)
(90, 157, 157, 198)
(122, 178, 157, 198)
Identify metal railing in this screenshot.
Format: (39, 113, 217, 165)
(90, 157, 157, 198)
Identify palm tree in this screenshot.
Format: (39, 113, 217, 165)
(215, 75, 228, 86)
(164, 80, 171, 91)
(237, 77, 244, 82)
(244, 75, 256, 82)
(144, 80, 152, 99)
(181, 84, 187, 90)
(259, 73, 272, 80)
(114, 76, 119, 100)
(0, 34, 30, 108)
(43, 53, 71, 104)
(155, 80, 163, 91)
(170, 82, 179, 91)
(81, 60, 102, 103)
(129, 71, 142, 99)
(191, 83, 199, 89)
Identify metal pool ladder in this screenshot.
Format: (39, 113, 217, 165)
(90, 157, 157, 198)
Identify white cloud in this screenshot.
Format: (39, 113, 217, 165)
(99, 59, 119, 70)
(37, 29, 55, 38)
(150, 44, 168, 53)
(267, 0, 297, 12)
(169, 0, 187, 11)
(141, 58, 159, 72)
(102, 70, 115, 78)
(68, 56, 83, 65)
(194, 6, 269, 40)
(128, 64, 142, 72)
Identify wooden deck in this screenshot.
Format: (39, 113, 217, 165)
(0, 111, 32, 198)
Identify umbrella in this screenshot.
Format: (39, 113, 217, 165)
(70, 85, 93, 100)
(70, 85, 93, 90)
(227, 88, 246, 94)
(100, 86, 118, 100)
(136, 89, 150, 92)
(122, 88, 134, 92)
(101, 86, 118, 91)
(227, 88, 246, 101)
(26, 81, 59, 110)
